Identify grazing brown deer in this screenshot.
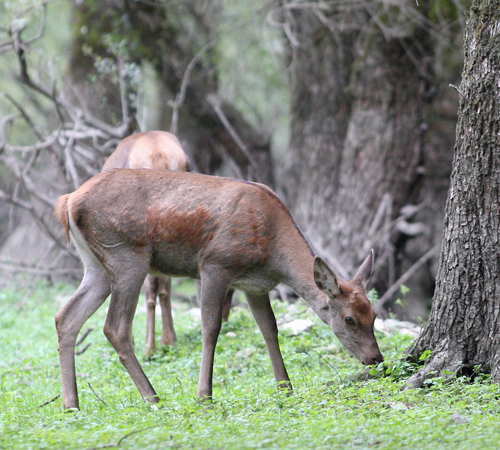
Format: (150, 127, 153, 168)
(54, 169, 383, 410)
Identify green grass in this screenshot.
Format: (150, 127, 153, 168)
(1, 280, 500, 450)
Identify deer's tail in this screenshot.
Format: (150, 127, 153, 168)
(54, 194, 71, 242)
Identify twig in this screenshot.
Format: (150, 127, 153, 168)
(76, 343, 91, 356)
(0, 188, 33, 210)
(116, 427, 157, 447)
(117, 57, 130, 127)
(87, 426, 158, 449)
(219, 143, 245, 180)
(206, 94, 261, 178)
(3, 93, 45, 142)
(0, 113, 19, 149)
(174, 376, 185, 394)
(363, 197, 430, 258)
(449, 84, 463, 96)
(13, 14, 62, 113)
(39, 394, 61, 408)
(308, 237, 349, 279)
(76, 327, 94, 347)
(170, 39, 217, 135)
(15, 1, 51, 46)
(312, 349, 343, 383)
(375, 244, 441, 315)
(63, 121, 81, 189)
(87, 382, 109, 407)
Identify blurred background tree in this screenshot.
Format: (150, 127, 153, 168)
(0, 0, 469, 321)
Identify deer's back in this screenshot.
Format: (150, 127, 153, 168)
(67, 170, 304, 286)
(102, 131, 190, 172)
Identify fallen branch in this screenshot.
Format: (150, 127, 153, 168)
(0, 189, 33, 210)
(86, 426, 158, 449)
(76, 343, 91, 356)
(87, 382, 109, 408)
(312, 349, 344, 383)
(76, 327, 94, 347)
(39, 394, 61, 408)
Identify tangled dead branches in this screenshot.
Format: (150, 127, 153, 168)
(0, 2, 133, 277)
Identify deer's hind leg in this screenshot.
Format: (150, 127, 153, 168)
(55, 264, 111, 410)
(103, 254, 158, 403)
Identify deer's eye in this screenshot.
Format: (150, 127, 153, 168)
(345, 317, 355, 326)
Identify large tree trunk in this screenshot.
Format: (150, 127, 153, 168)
(406, 0, 500, 385)
(280, 2, 433, 284)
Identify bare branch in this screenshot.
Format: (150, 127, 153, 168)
(0, 188, 33, 210)
(170, 39, 217, 135)
(0, 0, 133, 280)
(3, 93, 45, 142)
(0, 2, 50, 54)
(3, 132, 59, 153)
(63, 122, 81, 189)
(0, 259, 81, 276)
(87, 383, 109, 408)
(76, 327, 94, 347)
(39, 394, 61, 408)
(0, 113, 19, 150)
(22, 1, 49, 46)
(117, 57, 130, 127)
(207, 94, 261, 180)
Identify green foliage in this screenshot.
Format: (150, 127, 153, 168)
(395, 284, 410, 314)
(1, 280, 500, 449)
(367, 288, 379, 303)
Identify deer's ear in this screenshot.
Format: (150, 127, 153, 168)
(353, 249, 374, 289)
(314, 256, 342, 298)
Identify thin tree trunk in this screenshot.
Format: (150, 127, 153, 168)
(406, 0, 500, 386)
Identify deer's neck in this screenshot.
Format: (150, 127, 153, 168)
(283, 253, 329, 319)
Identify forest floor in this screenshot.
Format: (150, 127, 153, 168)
(1, 278, 500, 450)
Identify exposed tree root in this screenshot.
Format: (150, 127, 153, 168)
(404, 351, 465, 389)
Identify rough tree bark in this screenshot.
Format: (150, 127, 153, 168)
(406, 0, 500, 385)
(280, 1, 435, 287)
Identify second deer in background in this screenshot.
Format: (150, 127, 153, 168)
(102, 130, 228, 356)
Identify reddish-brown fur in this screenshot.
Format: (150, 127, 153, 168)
(54, 168, 383, 410)
(146, 204, 217, 246)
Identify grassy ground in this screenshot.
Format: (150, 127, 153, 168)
(1, 279, 500, 450)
